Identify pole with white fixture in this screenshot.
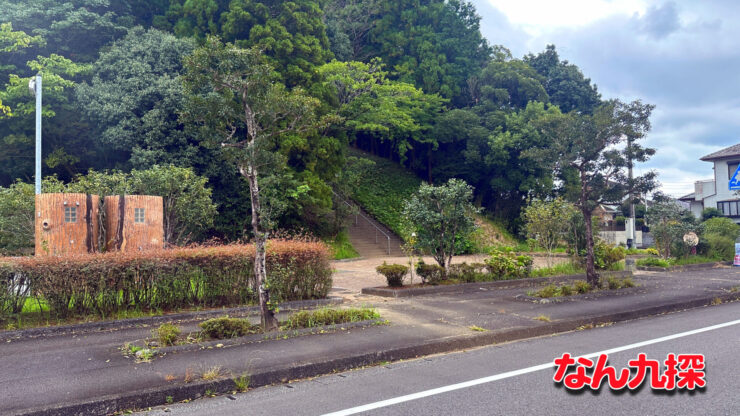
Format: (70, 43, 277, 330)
(29, 73, 42, 194)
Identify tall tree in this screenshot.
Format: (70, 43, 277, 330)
(533, 100, 657, 286)
(364, 0, 491, 104)
(524, 45, 601, 114)
(75, 27, 200, 169)
(182, 36, 332, 330)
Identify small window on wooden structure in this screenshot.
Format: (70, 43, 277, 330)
(64, 206, 77, 223)
(134, 208, 145, 223)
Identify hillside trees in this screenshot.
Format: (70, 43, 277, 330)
(75, 27, 199, 169)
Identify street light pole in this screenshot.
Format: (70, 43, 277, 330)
(31, 73, 42, 194)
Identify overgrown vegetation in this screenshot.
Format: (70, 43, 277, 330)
(325, 231, 360, 260)
(530, 277, 634, 298)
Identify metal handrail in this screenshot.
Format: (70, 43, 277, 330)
(334, 191, 391, 255)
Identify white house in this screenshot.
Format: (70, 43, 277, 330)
(679, 143, 740, 223)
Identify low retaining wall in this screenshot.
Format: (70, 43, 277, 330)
(362, 271, 633, 298)
(637, 261, 731, 272)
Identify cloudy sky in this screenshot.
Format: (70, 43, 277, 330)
(470, 0, 740, 197)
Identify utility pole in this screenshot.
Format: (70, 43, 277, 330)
(627, 136, 635, 249)
(30, 73, 42, 194)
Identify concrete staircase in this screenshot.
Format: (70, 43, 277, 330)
(345, 205, 405, 258)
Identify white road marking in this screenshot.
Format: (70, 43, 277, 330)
(322, 318, 740, 416)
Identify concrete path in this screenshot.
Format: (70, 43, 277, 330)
(2, 266, 739, 415)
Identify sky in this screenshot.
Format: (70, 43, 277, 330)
(470, 0, 740, 197)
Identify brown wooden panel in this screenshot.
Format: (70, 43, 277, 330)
(104, 195, 164, 252)
(35, 193, 99, 256)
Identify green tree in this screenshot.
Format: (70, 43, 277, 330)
(534, 100, 657, 286)
(521, 198, 576, 266)
(0, 53, 93, 185)
(646, 194, 698, 258)
(402, 178, 478, 270)
(182, 36, 332, 330)
(160, 0, 333, 87)
(524, 45, 602, 114)
(701, 207, 722, 221)
(363, 0, 491, 104)
(75, 27, 200, 169)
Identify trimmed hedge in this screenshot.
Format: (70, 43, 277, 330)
(0, 240, 332, 319)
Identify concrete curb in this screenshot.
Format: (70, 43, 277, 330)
(0, 297, 344, 341)
(637, 261, 731, 272)
(15, 287, 739, 416)
(362, 271, 632, 298)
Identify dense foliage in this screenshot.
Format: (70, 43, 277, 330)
(0, 0, 657, 253)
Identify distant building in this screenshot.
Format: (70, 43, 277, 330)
(679, 143, 740, 223)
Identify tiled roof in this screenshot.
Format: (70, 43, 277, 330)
(678, 192, 695, 201)
(700, 143, 740, 161)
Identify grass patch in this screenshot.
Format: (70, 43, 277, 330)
(533, 315, 551, 322)
(201, 366, 222, 381)
(530, 262, 584, 278)
(348, 148, 421, 236)
(281, 307, 380, 330)
(637, 255, 722, 268)
(529, 278, 634, 298)
(325, 230, 360, 260)
(233, 374, 250, 392)
(153, 323, 181, 346)
(469, 325, 487, 332)
(199, 317, 259, 339)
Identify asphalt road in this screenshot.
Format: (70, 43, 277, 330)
(138, 301, 740, 416)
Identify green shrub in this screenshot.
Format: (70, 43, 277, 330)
(0, 241, 332, 319)
(325, 231, 359, 260)
(702, 217, 737, 238)
(530, 262, 583, 278)
(606, 277, 620, 290)
(415, 261, 446, 285)
(282, 307, 379, 330)
(704, 233, 734, 261)
(199, 317, 257, 339)
(559, 285, 573, 296)
(620, 277, 635, 288)
(154, 323, 181, 346)
(645, 247, 659, 256)
(535, 284, 558, 298)
(485, 249, 532, 279)
(448, 262, 487, 283)
(593, 239, 626, 270)
(574, 281, 591, 294)
(376, 262, 408, 287)
(636, 257, 670, 268)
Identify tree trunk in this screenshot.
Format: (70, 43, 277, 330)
(583, 208, 599, 287)
(240, 163, 279, 332)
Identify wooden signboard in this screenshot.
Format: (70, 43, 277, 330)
(104, 195, 164, 252)
(35, 193, 99, 256)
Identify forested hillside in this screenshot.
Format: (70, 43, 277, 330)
(0, 0, 614, 245)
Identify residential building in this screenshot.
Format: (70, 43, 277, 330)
(679, 143, 740, 223)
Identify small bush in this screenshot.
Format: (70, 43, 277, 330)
(574, 281, 591, 294)
(375, 262, 408, 287)
(154, 323, 181, 346)
(536, 285, 559, 298)
(282, 307, 379, 330)
(559, 285, 573, 296)
(636, 257, 670, 268)
(620, 277, 635, 288)
(593, 240, 626, 270)
(416, 261, 446, 285)
(485, 249, 532, 279)
(645, 248, 659, 256)
(199, 317, 257, 339)
(704, 233, 734, 261)
(448, 262, 487, 283)
(606, 277, 620, 290)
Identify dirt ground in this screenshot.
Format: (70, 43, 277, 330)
(330, 254, 570, 299)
